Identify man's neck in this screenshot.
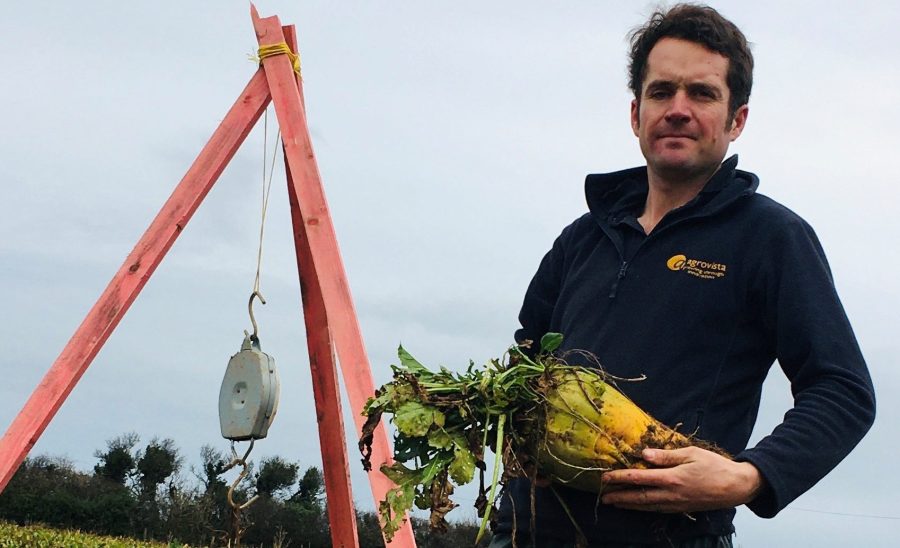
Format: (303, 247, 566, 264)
(637, 166, 718, 234)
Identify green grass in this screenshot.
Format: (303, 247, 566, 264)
(0, 521, 191, 547)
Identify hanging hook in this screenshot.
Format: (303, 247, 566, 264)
(248, 291, 266, 342)
(225, 439, 259, 511)
(226, 460, 259, 510)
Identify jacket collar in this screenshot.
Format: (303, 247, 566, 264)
(584, 155, 759, 227)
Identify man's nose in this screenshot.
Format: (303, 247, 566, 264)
(664, 91, 691, 124)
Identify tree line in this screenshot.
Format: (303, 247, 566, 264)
(0, 433, 489, 547)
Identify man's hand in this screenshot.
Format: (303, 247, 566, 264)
(600, 447, 763, 513)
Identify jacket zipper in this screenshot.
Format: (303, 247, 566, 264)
(608, 261, 629, 299)
(604, 213, 698, 300)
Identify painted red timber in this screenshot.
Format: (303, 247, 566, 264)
(0, 70, 272, 493)
(287, 161, 360, 547)
(251, 7, 416, 547)
(283, 24, 361, 548)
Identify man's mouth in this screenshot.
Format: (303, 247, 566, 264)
(658, 134, 696, 140)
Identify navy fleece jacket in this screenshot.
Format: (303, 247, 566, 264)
(494, 156, 875, 543)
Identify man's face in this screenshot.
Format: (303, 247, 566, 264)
(631, 37, 748, 182)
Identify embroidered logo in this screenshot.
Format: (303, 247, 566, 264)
(666, 254, 727, 280)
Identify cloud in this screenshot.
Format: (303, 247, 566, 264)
(1, 2, 897, 545)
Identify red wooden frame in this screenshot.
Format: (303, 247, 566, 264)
(0, 6, 415, 547)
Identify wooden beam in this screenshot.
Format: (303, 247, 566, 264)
(0, 69, 272, 493)
(251, 7, 416, 547)
(287, 160, 361, 547)
(282, 24, 360, 548)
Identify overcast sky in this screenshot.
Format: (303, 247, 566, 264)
(2, 1, 899, 545)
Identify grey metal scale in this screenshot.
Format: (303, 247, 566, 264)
(218, 332, 280, 441)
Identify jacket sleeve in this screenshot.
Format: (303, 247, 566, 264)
(514, 226, 572, 355)
(735, 215, 876, 518)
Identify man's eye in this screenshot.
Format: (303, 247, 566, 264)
(648, 90, 670, 99)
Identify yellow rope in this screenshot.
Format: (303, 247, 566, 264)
(256, 42, 301, 77)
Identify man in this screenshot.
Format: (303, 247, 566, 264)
(491, 4, 875, 547)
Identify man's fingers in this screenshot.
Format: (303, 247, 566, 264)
(641, 447, 695, 467)
(601, 485, 672, 511)
(602, 448, 695, 487)
(602, 467, 670, 487)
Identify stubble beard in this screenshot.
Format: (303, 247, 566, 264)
(642, 141, 713, 187)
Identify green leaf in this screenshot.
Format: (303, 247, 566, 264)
(394, 402, 445, 437)
(414, 488, 431, 510)
(380, 462, 421, 486)
(378, 483, 415, 542)
(458, 405, 470, 419)
(393, 434, 429, 462)
(390, 383, 417, 409)
(362, 385, 394, 414)
(540, 332, 564, 353)
(448, 445, 476, 485)
(420, 452, 453, 485)
(394, 435, 430, 462)
(478, 370, 493, 393)
(427, 429, 454, 450)
(398, 345, 429, 374)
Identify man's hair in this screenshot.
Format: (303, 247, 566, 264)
(628, 4, 753, 118)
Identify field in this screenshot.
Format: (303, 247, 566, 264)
(0, 521, 189, 548)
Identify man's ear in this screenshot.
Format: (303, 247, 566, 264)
(729, 104, 749, 141)
(631, 99, 640, 137)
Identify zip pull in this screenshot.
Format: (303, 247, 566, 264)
(609, 261, 629, 299)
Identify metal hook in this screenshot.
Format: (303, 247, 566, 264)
(225, 439, 259, 511)
(248, 291, 266, 342)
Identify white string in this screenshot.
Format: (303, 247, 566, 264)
(253, 108, 281, 296)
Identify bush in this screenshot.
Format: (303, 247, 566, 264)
(0, 447, 494, 547)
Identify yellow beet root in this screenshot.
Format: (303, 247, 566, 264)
(532, 369, 693, 493)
